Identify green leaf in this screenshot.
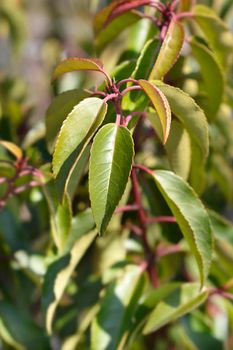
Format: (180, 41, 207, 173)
(91, 265, 144, 350)
(95, 11, 142, 52)
(152, 170, 213, 286)
(53, 97, 106, 176)
(190, 38, 224, 117)
(138, 80, 171, 144)
(89, 123, 134, 234)
(153, 81, 209, 192)
(52, 97, 107, 200)
(42, 209, 97, 334)
(210, 154, 233, 203)
(208, 209, 233, 245)
(0, 140, 22, 159)
(43, 178, 72, 251)
(189, 142, 206, 194)
(192, 5, 233, 68)
(45, 89, 89, 153)
(0, 302, 49, 350)
(132, 37, 160, 81)
(149, 19, 184, 80)
(165, 119, 191, 180)
(143, 283, 208, 334)
(152, 83, 208, 157)
(52, 57, 105, 81)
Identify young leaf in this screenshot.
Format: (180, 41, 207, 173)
(192, 5, 233, 68)
(89, 123, 134, 234)
(105, 0, 152, 25)
(45, 89, 89, 153)
(53, 97, 106, 176)
(190, 38, 224, 117)
(152, 170, 213, 286)
(138, 80, 171, 144)
(52, 57, 105, 81)
(143, 283, 209, 334)
(91, 265, 145, 350)
(0, 140, 22, 160)
(165, 119, 191, 180)
(149, 19, 184, 80)
(42, 209, 97, 334)
(153, 81, 209, 158)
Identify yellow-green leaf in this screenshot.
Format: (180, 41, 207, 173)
(149, 19, 184, 80)
(165, 119, 191, 180)
(190, 38, 224, 117)
(152, 170, 213, 286)
(138, 80, 171, 144)
(52, 57, 105, 81)
(0, 141, 22, 160)
(192, 5, 233, 68)
(143, 283, 208, 334)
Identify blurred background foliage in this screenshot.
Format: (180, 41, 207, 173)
(0, 0, 233, 349)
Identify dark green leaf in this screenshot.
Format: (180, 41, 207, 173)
(42, 209, 96, 334)
(91, 265, 144, 350)
(0, 302, 49, 350)
(89, 123, 134, 234)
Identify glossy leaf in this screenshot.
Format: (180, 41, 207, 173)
(53, 97, 106, 176)
(152, 170, 213, 286)
(52, 57, 105, 81)
(138, 80, 171, 144)
(193, 5, 233, 68)
(42, 209, 96, 334)
(91, 265, 144, 350)
(143, 283, 208, 334)
(165, 119, 191, 180)
(190, 38, 224, 117)
(89, 123, 134, 234)
(149, 19, 184, 80)
(0, 140, 22, 159)
(153, 81, 209, 166)
(45, 89, 89, 153)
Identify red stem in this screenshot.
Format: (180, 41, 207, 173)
(116, 204, 140, 213)
(121, 85, 141, 96)
(147, 216, 176, 223)
(133, 164, 154, 176)
(156, 243, 182, 258)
